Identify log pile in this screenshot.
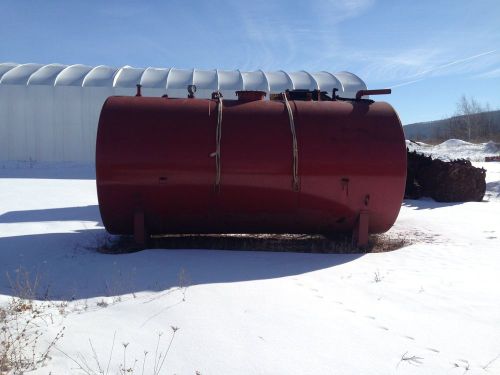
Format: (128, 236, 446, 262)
(405, 150, 486, 202)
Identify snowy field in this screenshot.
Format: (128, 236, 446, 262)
(1, 143, 500, 374)
(406, 139, 500, 162)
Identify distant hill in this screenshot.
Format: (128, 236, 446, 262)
(404, 110, 500, 143)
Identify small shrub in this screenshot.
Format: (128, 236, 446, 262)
(1, 297, 65, 373)
(97, 299, 109, 308)
(54, 327, 180, 375)
(373, 271, 383, 283)
(1, 268, 65, 373)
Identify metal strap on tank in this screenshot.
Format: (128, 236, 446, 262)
(215, 94, 223, 191)
(283, 92, 300, 191)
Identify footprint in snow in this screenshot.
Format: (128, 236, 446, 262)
(426, 347, 440, 353)
(365, 315, 376, 320)
(404, 335, 415, 341)
(378, 326, 389, 331)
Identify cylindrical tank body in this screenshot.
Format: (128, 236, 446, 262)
(96, 94, 406, 238)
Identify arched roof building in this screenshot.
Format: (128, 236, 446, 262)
(0, 63, 367, 162)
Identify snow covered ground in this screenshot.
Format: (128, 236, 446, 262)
(1, 145, 500, 374)
(406, 139, 500, 162)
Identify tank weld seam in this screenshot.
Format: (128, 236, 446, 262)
(283, 92, 300, 191)
(215, 94, 223, 192)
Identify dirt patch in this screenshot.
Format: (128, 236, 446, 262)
(97, 232, 412, 255)
(406, 150, 486, 202)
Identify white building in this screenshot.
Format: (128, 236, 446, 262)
(0, 63, 366, 162)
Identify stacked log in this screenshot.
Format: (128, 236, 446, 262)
(405, 150, 486, 202)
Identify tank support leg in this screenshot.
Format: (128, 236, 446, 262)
(134, 210, 148, 247)
(352, 210, 369, 248)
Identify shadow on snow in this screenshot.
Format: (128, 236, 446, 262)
(0, 205, 100, 223)
(0, 161, 95, 180)
(403, 198, 476, 210)
(0, 205, 362, 301)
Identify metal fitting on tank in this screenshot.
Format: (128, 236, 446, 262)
(187, 85, 197, 98)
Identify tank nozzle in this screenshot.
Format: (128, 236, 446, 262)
(332, 88, 339, 101)
(188, 85, 197, 98)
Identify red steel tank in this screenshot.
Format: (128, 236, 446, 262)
(96, 88, 406, 246)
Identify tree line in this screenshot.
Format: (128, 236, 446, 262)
(404, 95, 500, 143)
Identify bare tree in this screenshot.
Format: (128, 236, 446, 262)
(405, 96, 499, 143)
(453, 95, 488, 141)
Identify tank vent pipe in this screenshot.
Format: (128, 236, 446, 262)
(135, 84, 142, 97)
(355, 88, 391, 100)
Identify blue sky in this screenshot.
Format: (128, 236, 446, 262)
(1, 0, 499, 124)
